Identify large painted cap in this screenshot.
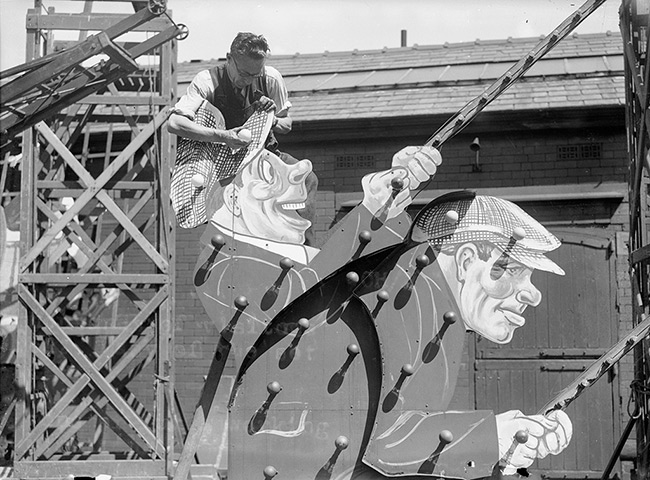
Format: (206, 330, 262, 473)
(414, 191, 565, 275)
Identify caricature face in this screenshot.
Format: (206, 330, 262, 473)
(457, 245, 542, 344)
(234, 151, 312, 243)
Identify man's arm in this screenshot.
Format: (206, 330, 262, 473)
(167, 113, 249, 149)
(272, 114, 292, 135)
(264, 66, 293, 135)
(166, 70, 251, 150)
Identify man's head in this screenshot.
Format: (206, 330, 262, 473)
(227, 32, 270, 88)
(424, 192, 564, 344)
(211, 150, 313, 244)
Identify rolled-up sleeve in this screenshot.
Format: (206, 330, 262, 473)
(172, 70, 215, 121)
(265, 66, 292, 117)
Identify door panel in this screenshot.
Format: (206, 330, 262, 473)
(475, 228, 618, 476)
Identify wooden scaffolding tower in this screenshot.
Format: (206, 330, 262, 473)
(621, 0, 650, 477)
(1, 1, 183, 478)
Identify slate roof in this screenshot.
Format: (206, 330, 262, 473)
(177, 32, 625, 123)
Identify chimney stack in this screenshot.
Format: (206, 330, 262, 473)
(401, 29, 407, 47)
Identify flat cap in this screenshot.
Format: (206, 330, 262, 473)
(414, 191, 565, 275)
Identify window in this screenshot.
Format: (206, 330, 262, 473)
(557, 143, 601, 160)
(336, 154, 376, 169)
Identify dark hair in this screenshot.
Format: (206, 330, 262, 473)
(230, 32, 270, 59)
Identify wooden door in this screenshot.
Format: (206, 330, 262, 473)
(475, 228, 620, 478)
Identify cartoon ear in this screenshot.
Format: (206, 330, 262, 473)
(454, 243, 479, 282)
(223, 183, 241, 216)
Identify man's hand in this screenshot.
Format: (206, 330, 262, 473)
(361, 146, 442, 219)
(253, 95, 276, 113)
(496, 409, 573, 474)
(391, 146, 441, 189)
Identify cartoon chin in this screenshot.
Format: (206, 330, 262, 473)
(480, 317, 519, 344)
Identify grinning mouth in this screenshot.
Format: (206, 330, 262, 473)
(281, 202, 306, 211)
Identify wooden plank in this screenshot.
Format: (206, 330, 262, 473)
(38, 180, 154, 191)
(14, 125, 35, 460)
(631, 243, 650, 265)
(25, 12, 172, 33)
(479, 348, 608, 359)
(20, 273, 169, 284)
(0, 397, 16, 438)
(59, 326, 130, 336)
(14, 459, 167, 479)
(0, 34, 106, 104)
(54, 39, 143, 52)
(79, 95, 170, 105)
(14, 286, 167, 456)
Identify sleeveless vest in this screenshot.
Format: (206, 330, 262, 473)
(208, 64, 279, 153)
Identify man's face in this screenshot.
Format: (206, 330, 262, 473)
(458, 245, 542, 344)
(236, 151, 312, 243)
(228, 54, 266, 89)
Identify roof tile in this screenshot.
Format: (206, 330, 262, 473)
(178, 33, 624, 122)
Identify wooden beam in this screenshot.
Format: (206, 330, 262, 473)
(20, 273, 169, 284)
(14, 459, 167, 479)
(25, 12, 172, 33)
(79, 96, 171, 105)
(38, 180, 154, 191)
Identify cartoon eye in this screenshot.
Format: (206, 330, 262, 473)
(505, 265, 525, 277)
(258, 157, 275, 184)
(490, 260, 509, 280)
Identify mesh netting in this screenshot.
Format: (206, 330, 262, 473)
(171, 104, 271, 228)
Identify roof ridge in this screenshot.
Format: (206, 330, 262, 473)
(178, 31, 621, 66)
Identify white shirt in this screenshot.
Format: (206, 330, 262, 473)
(172, 66, 292, 121)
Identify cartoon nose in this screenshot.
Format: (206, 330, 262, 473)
(289, 159, 313, 185)
(516, 281, 541, 307)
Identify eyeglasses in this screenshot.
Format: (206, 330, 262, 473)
(230, 55, 263, 79)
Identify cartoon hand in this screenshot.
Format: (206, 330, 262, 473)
(361, 167, 411, 220)
(391, 146, 442, 189)
(496, 409, 573, 474)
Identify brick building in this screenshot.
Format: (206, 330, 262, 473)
(173, 32, 633, 477)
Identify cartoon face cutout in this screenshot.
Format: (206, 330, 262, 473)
(231, 150, 313, 243)
(457, 244, 542, 344)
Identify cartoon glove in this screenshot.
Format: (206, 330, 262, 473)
(391, 145, 442, 189)
(361, 146, 443, 220)
(496, 409, 573, 474)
